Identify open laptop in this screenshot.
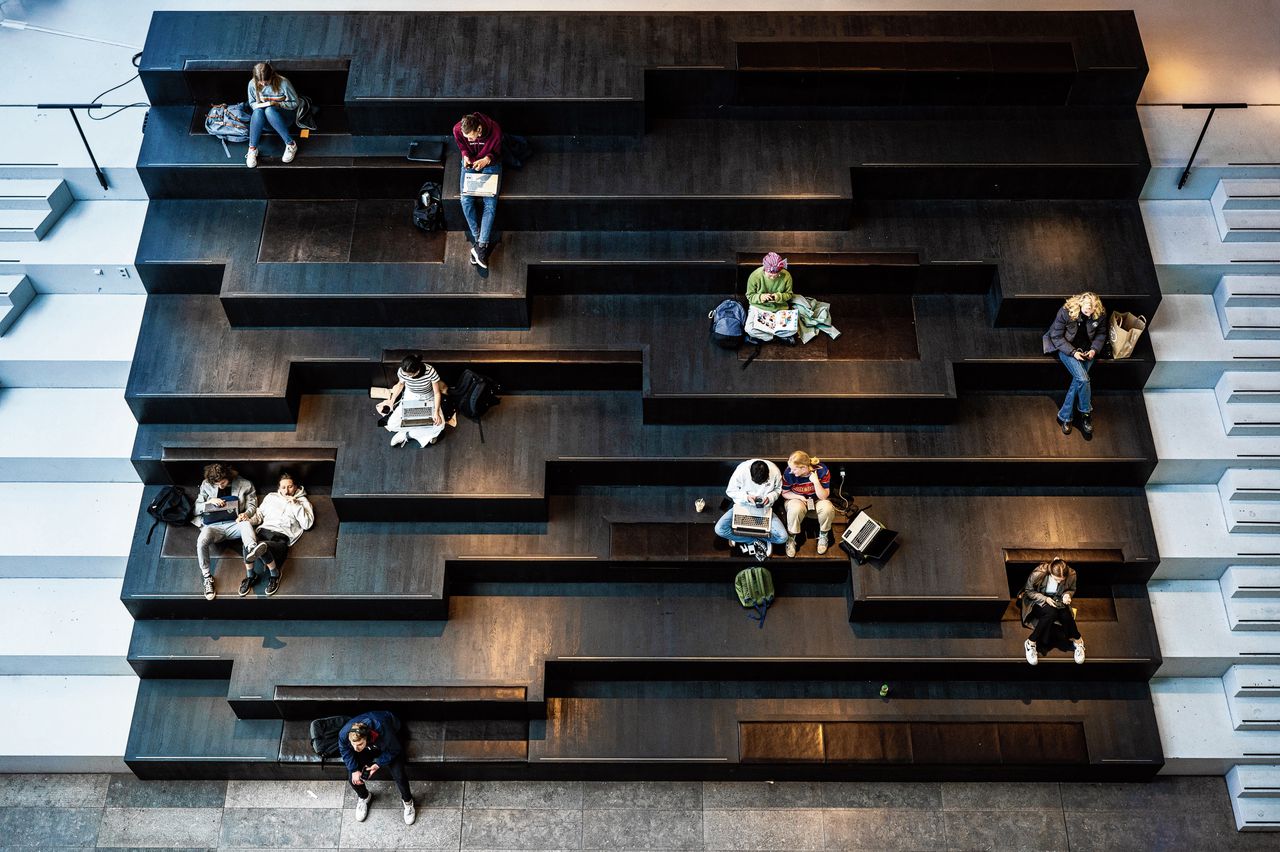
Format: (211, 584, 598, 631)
(731, 504, 773, 538)
(462, 171, 501, 197)
(400, 396, 435, 428)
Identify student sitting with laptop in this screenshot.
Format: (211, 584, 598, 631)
(378, 353, 456, 448)
(715, 458, 788, 561)
(193, 462, 267, 600)
(453, 112, 504, 270)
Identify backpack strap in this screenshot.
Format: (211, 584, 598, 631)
(741, 346, 761, 371)
(144, 516, 162, 546)
(476, 418, 486, 444)
(746, 601, 769, 628)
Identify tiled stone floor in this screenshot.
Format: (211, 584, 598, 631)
(1, 773, 1277, 850)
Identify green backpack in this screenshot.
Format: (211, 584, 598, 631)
(734, 566, 775, 628)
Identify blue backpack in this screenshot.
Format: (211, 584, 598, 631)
(709, 299, 746, 349)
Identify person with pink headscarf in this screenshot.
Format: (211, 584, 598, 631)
(746, 252, 793, 313)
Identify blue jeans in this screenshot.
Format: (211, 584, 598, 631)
(715, 507, 789, 546)
(249, 105, 294, 147)
(460, 161, 501, 245)
(1057, 351, 1094, 422)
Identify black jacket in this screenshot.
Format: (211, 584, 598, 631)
(1045, 306, 1107, 357)
(1019, 564, 1079, 627)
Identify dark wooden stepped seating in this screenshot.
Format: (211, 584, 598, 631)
(729, 40, 1080, 109)
(140, 11, 1147, 136)
(138, 108, 443, 200)
(271, 684, 528, 720)
(127, 390, 1158, 524)
(124, 677, 1160, 780)
(123, 487, 1154, 624)
(160, 493, 338, 559)
(278, 718, 528, 767)
(1004, 547, 1158, 588)
(134, 200, 1157, 328)
(143, 58, 352, 107)
(851, 162, 1147, 200)
(125, 290, 1155, 429)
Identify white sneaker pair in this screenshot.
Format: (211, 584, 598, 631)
(354, 793, 415, 825)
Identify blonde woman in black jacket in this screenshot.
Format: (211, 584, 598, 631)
(1021, 558, 1085, 665)
(1046, 292, 1106, 436)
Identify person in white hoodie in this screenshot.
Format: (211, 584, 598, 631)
(245, 472, 315, 597)
(714, 458, 788, 561)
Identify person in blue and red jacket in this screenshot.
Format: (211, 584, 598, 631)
(781, 451, 836, 558)
(339, 711, 415, 825)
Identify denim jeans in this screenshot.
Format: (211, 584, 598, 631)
(715, 507, 789, 545)
(249, 105, 294, 147)
(1057, 351, 1094, 422)
(460, 161, 502, 245)
(196, 519, 259, 576)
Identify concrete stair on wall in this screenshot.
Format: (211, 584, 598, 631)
(0, 293, 144, 387)
(0, 482, 143, 578)
(0, 676, 135, 772)
(0, 179, 73, 242)
(0, 274, 35, 336)
(1214, 180, 1280, 243)
(1146, 392, 1280, 484)
(1215, 276, 1280, 340)
(1152, 678, 1280, 774)
(1224, 666, 1280, 731)
(1228, 765, 1280, 830)
(0, 578, 133, 676)
(1220, 567, 1280, 633)
(1215, 373, 1280, 436)
(1146, 295, 1280, 390)
(0, 388, 139, 482)
(0, 200, 147, 295)
(1219, 471, 1280, 535)
(1149, 486, 1280, 580)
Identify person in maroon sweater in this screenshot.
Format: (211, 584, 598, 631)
(453, 112, 503, 269)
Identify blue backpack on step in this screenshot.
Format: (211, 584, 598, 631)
(709, 299, 746, 349)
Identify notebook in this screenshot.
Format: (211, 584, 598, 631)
(731, 504, 773, 538)
(462, 170, 501, 197)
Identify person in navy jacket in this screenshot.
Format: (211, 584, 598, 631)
(339, 711, 415, 825)
(1046, 292, 1107, 436)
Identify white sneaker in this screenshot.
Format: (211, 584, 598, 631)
(355, 794, 370, 822)
(282, 142, 297, 164)
(816, 532, 829, 555)
(245, 147, 258, 168)
(246, 541, 269, 563)
(202, 574, 216, 601)
(1024, 639, 1039, 666)
(785, 536, 797, 558)
(402, 799, 416, 825)
(1073, 639, 1086, 664)
(763, 541, 773, 559)
(390, 431, 408, 447)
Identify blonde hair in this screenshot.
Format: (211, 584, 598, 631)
(347, 722, 370, 744)
(788, 450, 820, 469)
(252, 62, 281, 96)
(1063, 292, 1104, 322)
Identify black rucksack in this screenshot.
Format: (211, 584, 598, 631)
(412, 182, 445, 232)
(309, 715, 349, 763)
(145, 485, 193, 545)
(451, 368, 502, 443)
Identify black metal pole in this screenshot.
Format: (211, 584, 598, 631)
(1177, 108, 1215, 191)
(1176, 103, 1248, 191)
(66, 108, 109, 191)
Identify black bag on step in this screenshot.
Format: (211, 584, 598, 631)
(452, 368, 502, 443)
(309, 715, 349, 763)
(145, 485, 193, 545)
(412, 181, 445, 232)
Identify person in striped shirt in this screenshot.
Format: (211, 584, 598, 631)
(378, 354, 449, 426)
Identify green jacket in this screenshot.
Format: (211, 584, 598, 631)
(746, 267, 793, 313)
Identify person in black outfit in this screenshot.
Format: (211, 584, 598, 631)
(1021, 558, 1086, 665)
(1046, 291, 1107, 436)
(339, 712, 415, 825)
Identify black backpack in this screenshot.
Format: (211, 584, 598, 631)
(412, 182, 445, 232)
(451, 368, 502, 443)
(309, 715, 349, 763)
(145, 485, 193, 545)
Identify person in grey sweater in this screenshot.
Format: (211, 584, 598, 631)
(245, 61, 300, 169)
(244, 472, 315, 597)
(194, 463, 266, 600)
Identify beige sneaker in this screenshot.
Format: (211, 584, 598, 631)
(816, 532, 829, 555)
(784, 536, 797, 558)
(1073, 639, 1086, 664)
(245, 147, 258, 168)
(282, 142, 297, 164)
